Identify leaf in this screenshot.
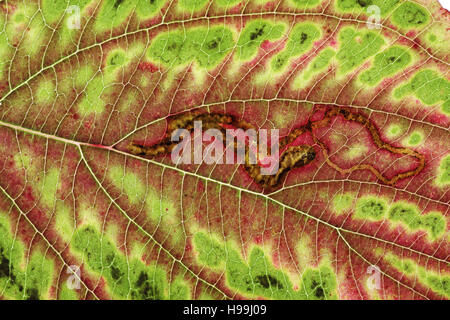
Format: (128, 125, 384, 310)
(0, 0, 448, 300)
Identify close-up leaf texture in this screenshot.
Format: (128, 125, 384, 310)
(0, 0, 449, 300)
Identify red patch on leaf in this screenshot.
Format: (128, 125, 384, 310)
(28, 209, 47, 229)
(254, 235, 263, 245)
(88, 143, 111, 151)
(290, 132, 314, 147)
(427, 112, 449, 127)
(138, 62, 159, 73)
(91, 276, 109, 299)
(228, 2, 243, 14)
(23, 186, 35, 203)
(260, 39, 273, 51)
(264, 1, 276, 10)
(310, 106, 327, 122)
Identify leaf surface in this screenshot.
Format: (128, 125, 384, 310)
(0, 0, 449, 300)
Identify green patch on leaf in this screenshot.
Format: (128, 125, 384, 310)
(136, 0, 166, 18)
(193, 232, 226, 269)
(421, 212, 446, 240)
(436, 155, 450, 187)
(289, 0, 320, 8)
(336, 26, 385, 74)
(39, 168, 60, 208)
(95, 0, 138, 32)
(75, 65, 96, 87)
(77, 75, 106, 115)
(147, 26, 235, 69)
(386, 253, 450, 298)
(335, 0, 399, 16)
(404, 131, 423, 146)
(109, 166, 146, 205)
(236, 19, 285, 61)
(332, 193, 354, 214)
(394, 69, 450, 115)
(107, 49, 127, 67)
(359, 46, 412, 86)
(388, 202, 446, 240)
(386, 124, 403, 138)
(178, 0, 209, 12)
(54, 202, 75, 242)
(36, 80, 56, 105)
(59, 284, 79, 300)
(14, 151, 32, 171)
(0, 213, 53, 300)
(215, 0, 241, 6)
(169, 278, 190, 300)
(293, 48, 334, 88)
(145, 188, 183, 245)
(193, 232, 337, 299)
(41, 0, 91, 24)
(73, 226, 168, 299)
(391, 1, 430, 29)
(388, 202, 422, 229)
(298, 265, 338, 300)
(270, 22, 321, 72)
(385, 254, 416, 274)
(355, 196, 388, 220)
